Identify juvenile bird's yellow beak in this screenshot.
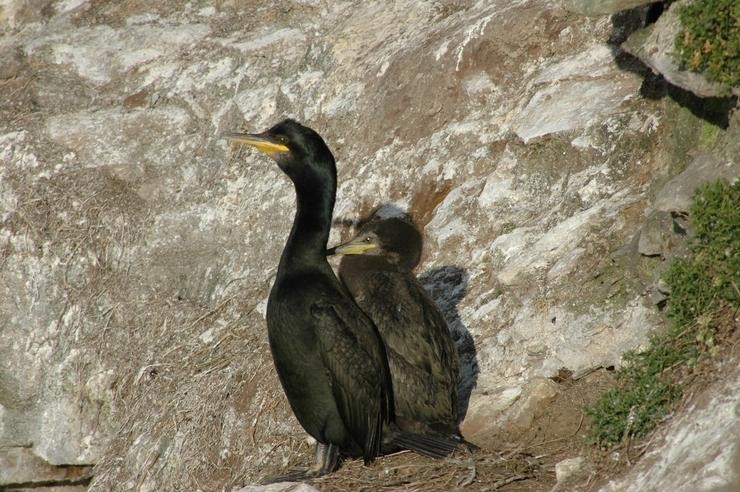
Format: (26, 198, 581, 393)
(223, 132, 289, 157)
(329, 238, 378, 256)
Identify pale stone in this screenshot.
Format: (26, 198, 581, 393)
(235, 483, 319, 492)
(653, 152, 739, 214)
(555, 456, 586, 482)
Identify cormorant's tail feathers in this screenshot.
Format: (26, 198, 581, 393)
(391, 431, 459, 458)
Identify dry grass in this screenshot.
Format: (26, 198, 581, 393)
(582, 304, 739, 490)
(90, 294, 311, 491)
(311, 449, 545, 492)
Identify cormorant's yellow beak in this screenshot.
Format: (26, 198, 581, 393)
(223, 132, 289, 157)
(328, 238, 378, 256)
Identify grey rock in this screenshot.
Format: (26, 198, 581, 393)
(637, 210, 690, 259)
(648, 277, 673, 309)
(656, 278, 671, 295)
(622, 0, 738, 98)
(461, 378, 561, 441)
(0, 447, 92, 487)
(564, 0, 654, 16)
(600, 364, 740, 491)
(552, 456, 591, 491)
(513, 45, 641, 143)
(507, 378, 561, 430)
(555, 456, 585, 480)
(638, 211, 674, 257)
(653, 152, 739, 214)
(234, 483, 319, 492)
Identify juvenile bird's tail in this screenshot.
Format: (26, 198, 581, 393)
(388, 430, 460, 458)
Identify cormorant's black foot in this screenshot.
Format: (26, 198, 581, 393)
(313, 442, 341, 475)
(460, 438, 480, 452)
(260, 468, 316, 485)
(260, 442, 341, 484)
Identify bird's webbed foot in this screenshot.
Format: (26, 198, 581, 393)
(260, 442, 340, 484)
(260, 467, 315, 484)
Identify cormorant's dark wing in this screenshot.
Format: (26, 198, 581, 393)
(310, 297, 391, 463)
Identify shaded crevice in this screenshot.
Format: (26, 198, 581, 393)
(3, 474, 93, 490)
(606, 2, 737, 127)
(418, 265, 479, 422)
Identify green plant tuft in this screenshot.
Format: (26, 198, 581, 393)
(586, 178, 739, 447)
(674, 0, 740, 91)
(670, 178, 740, 316)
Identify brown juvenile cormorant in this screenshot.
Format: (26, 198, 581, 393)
(223, 120, 457, 480)
(328, 215, 465, 440)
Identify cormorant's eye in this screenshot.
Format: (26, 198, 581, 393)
(364, 237, 372, 243)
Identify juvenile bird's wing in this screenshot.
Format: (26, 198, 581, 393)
(363, 271, 459, 383)
(414, 274, 460, 418)
(310, 297, 391, 464)
(352, 270, 460, 423)
(413, 275, 460, 389)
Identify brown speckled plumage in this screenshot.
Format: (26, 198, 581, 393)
(334, 217, 462, 437)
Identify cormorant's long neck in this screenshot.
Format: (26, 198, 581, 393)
(277, 169, 335, 276)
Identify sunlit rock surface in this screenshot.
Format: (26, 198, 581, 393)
(0, 0, 737, 490)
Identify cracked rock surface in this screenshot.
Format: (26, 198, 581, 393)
(0, 0, 737, 490)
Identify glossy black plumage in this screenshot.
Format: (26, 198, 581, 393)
(224, 120, 457, 480)
(331, 216, 462, 437)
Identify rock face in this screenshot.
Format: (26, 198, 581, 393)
(622, 0, 738, 98)
(600, 363, 740, 492)
(564, 0, 653, 16)
(0, 0, 737, 490)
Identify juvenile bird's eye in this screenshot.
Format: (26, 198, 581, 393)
(364, 237, 372, 243)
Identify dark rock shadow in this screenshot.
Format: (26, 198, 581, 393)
(606, 3, 736, 128)
(607, 3, 656, 46)
(418, 266, 479, 424)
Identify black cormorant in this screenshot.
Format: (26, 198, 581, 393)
(223, 120, 457, 480)
(328, 215, 465, 439)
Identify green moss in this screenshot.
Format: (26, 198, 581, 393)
(674, 0, 740, 92)
(698, 121, 722, 149)
(586, 179, 739, 447)
(663, 101, 704, 176)
(674, 179, 739, 308)
(586, 376, 680, 445)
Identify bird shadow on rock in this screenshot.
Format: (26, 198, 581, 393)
(606, 3, 736, 128)
(417, 266, 479, 424)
